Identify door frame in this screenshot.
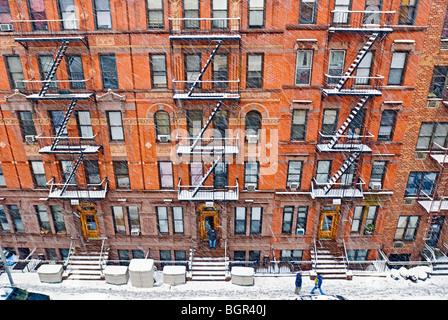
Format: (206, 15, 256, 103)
(318, 205, 340, 240)
(78, 203, 101, 239)
(198, 203, 220, 241)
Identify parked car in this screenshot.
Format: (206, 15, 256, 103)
(0, 286, 50, 300)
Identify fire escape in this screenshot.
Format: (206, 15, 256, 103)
(13, 20, 107, 200)
(169, 17, 240, 201)
(311, 9, 394, 199)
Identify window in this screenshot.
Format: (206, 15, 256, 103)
(355, 51, 373, 85)
(157, 207, 169, 234)
(286, 161, 303, 189)
(61, 160, 76, 185)
(246, 54, 263, 88)
(248, 0, 264, 28)
(212, 0, 228, 29)
(50, 110, 68, 137)
(30, 161, 46, 187)
(416, 122, 448, 150)
(187, 110, 202, 137)
(147, 0, 164, 29)
(154, 110, 171, 141)
(351, 206, 363, 233)
(333, 0, 351, 24)
(0, 164, 6, 187)
(185, 54, 202, 88)
(118, 250, 130, 265)
(365, 206, 378, 235)
(150, 54, 168, 88)
(296, 207, 308, 233)
(405, 172, 438, 197)
(245, 110, 262, 141)
(107, 111, 124, 141)
(77, 111, 94, 138)
(340, 161, 356, 186)
(347, 108, 364, 138)
(235, 207, 246, 234)
(250, 207, 262, 234)
(35, 205, 51, 233)
(113, 161, 130, 188)
(394, 216, 420, 241)
(18, 111, 37, 139)
(347, 249, 369, 261)
(442, 8, 448, 39)
(8, 205, 23, 232)
(93, 0, 112, 30)
(58, 0, 77, 30)
(100, 54, 119, 89)
(428, 66, 448, 99)
(299, 0, 318, 24)
(50, 205, 65, 233)
(280, 250, 303, 262)
(321, 109, 338, 138)
(213, 110, 228, 138)
(183, 0, 200, 29)
(214, 162, 228, 189)
(67, 55, 85, 89)
(295, 50, 313, 85)
(327, 50, 345, 85)
(173, 207, 184, 234)
(190, 162, 203, 186)
(378, 110, 397, 141)
(84, 160, 101, 185)
(244, 162, 259, 190)
(213, 54, 228, 88)
(363, 0, 382, 24)
(38, 55, 58, 89)
(398, 0, 418, 25)
(369, 161, 386, 189)
(291, 110, 307, 140)
(112, 206, 126, 234)
(282, 206, 294, 234)
(0, 205, 10, 232)
(127, 206, 140, 233)
(315, 160, 331, 184)
(28, 0, 48, 31)
(388, 52, 407, 85)
(159, 161, 174, 188)
(5, 56, 25, 89)
(0, 0, 12, 24)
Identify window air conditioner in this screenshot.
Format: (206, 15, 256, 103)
(296, 228, 305, 235)
(25, 135, 36, 142)
(130, 227, 141, 236)
(288, 182, 299, 190)
(247, 134, 258, 144)
(370, 182, 382, 190)
(0, 24, 13, 32)
(246, 183, 257, 191)
(158, 134, 170, 143)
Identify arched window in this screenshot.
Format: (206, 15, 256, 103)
(245, 110, 262, 141)
(154, 111, 171, 142)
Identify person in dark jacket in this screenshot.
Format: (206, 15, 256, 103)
(295, 273, 302, 294)
(207, 228, 218, 249)
(310, 274, 324, 295)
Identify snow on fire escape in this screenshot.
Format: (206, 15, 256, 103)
(12, 19, 107, 200)
(169, 16, 240, 201)
(311, 8, 394, 199)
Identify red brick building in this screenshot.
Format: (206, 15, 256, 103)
(0, 0, 444, 277)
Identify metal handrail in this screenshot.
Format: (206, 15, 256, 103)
(342, 240, 350, 273)
(313, 238, 318, 273)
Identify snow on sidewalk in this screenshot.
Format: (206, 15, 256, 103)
(2, 271, 448, 300)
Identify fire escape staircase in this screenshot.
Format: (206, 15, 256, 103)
(171, 25, 240, 201)
(14, 35, 106, 200)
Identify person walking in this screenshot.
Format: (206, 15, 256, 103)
(310, 274, 324, 295)
(294, 272, 302, 295)
(207, 227, 218, 249)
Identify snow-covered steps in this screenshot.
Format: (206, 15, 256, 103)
(311, 241, 351, 280)
(190, 257, 228, 281)
(64, 251, 108, 281)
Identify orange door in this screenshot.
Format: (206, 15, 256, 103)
(78, 203, 101, 239)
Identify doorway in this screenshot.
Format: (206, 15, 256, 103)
(78, 203, 101, 239)
(198, 204, 219, 241)
(426, 216, 445, 247)
(318, 205, 340, 240)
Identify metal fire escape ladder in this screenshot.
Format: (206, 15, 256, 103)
(336, 33, 380, 91)
(187, 40, 223, 97)
(39, 40, 70, 96)
(50, 98, 78, 151)
(190, 101, 223, 152)
(60, 153, 86, 196)
(192, 153, 223, 198)
(323, 152, 360, 194)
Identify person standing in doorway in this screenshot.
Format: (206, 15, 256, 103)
(310, 274, 324, 295)
(207, 227, 218, 249)
(295, 272, 302, 295)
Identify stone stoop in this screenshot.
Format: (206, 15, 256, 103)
(311, 241, 351, 280)
(64, 251, 108, 281)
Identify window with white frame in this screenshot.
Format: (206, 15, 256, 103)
(147, 0, 164, 29)
(93, 0, 112, 29)
(248, 0, 264, 28)
(388, 52, 407, 85)
(295, 50, 313, 85)
(299, 0, 318, 24)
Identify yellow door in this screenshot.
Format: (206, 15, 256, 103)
(318, 206, 340, 240)
(198, 204, 219, 241)
(78, 203, 101, 239)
